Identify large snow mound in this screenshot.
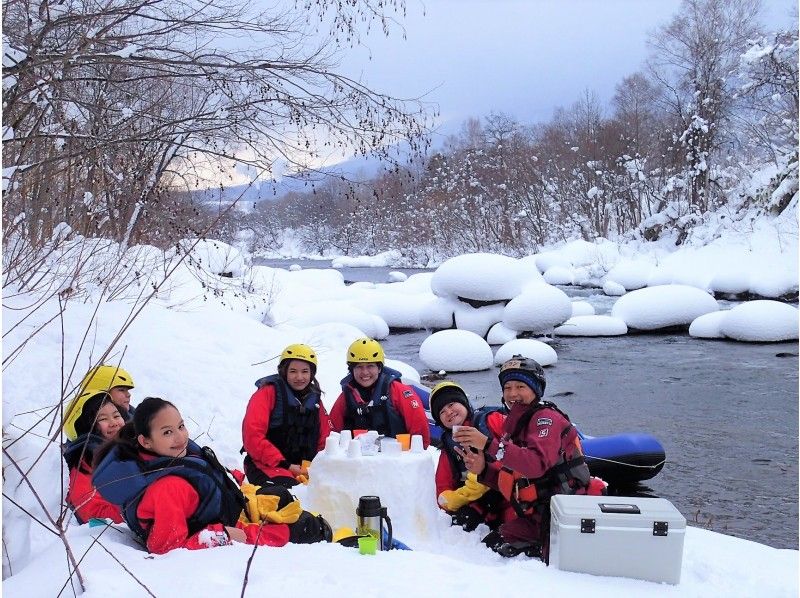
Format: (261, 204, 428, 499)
(554, 315, 628, 337)
(605, 259, 652, 291)
(611, 285, 719, 330)
(719, 300, 799, 342)
(502, 284, 572, 332)
(688, 311, 728, 339)
(431, 253, 529, 301)
(418, 329, 493, 372)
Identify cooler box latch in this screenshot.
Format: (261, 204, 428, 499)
(653, 521, 669, 536)
(580, 518, 596, 534)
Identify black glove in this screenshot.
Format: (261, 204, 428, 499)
(451, 505, 483, 532)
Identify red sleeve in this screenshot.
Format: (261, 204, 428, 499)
(486, 412, 506, 439)
(485, 409, 567, 480)
(68, 463, 123, 523)
(242, 386, 286, 469)
(389, 382, 431, 447)
(137, 476, 232, 554)
(328, 392, 347, 432)
(435, 451, 458, 499)
(316, 403, 333, 451)
(236, 520, 290, 546)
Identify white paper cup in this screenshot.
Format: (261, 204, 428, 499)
(410, 434, 424, 453)
(325, 436, 340, 455)
(451, 425, 462, 434)
(339, 429, 352, 448)
(346, 438, 362, 458)
(380, 438, 401, 454)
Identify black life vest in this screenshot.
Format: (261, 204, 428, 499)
(441, 406, 506, 485)
(496, 401, 591, 518)
(63, 433, 105, 473)
(92, 440, 246, 546)
(253, 374, 322, 465)
(339, 367, 407, 436)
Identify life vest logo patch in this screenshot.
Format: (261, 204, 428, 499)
(402, 390, 413, 398)
(537, 417, 553, 426)
(410, 399, 419, 409)
(538, 428, 549, 437)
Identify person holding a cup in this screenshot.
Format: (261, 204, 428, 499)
(429, 381, 513, 533)
(329, 338, 430, 448)
(242, 343, 332, 487)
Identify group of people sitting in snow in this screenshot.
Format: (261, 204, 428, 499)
(63, 337, 605, 561)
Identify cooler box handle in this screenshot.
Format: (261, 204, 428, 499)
(598, 503, 641, 514)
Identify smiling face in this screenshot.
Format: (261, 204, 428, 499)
(284, 359, 312, 392)
(502, 380, 538, 407)
(352, 363, 381, 388)
(138, 405, 189, 458)
(94, 401, 124, 440)
(438, 401, 469, 429)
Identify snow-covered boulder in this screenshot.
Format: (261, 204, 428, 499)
(517, 255, 546, 282)
(688, 311, 728, 339)
(364, 292, 433, 329)
(419, 330, 493, 372)
(533, 250, 571, 273)
(387, 271, 408, 283)
(288, 263, 302, 272)
(454, 303, 505, 337)
(605, 260, 652, 291)
(283, 303, 389, 339)
(502, 284, 572, 333)
(611, 284, 719, 331)
(385, 359, 421, 384)
(603, 280, 626, 296)
(554, 315, 628, 337)
(709, 268, 751, 296)
(570, 301, 595, 317)
(749, 270, 798, 299)
(494, 339, 557, 366)
(486, 322, 518, 345)
(180, 239, 246, 277)
(719, 301, 799, 342)
(543, 266, 574, 285)
(418, 296, 457, 329)
(431, 253, 527, 301)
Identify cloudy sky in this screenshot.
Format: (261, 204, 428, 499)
(338, 0, 796, 137)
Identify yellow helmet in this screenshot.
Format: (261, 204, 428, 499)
(79, 364, 135, 393)
(63, 390, 112, 441)
(346, 337, 384, 364)
(280, 343, 318, 367)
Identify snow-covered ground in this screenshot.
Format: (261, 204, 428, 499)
(2, 206, 798, 595)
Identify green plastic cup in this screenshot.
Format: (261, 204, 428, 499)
(358, 535, 378, 555)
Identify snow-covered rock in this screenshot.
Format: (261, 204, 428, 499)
(719, 300, 799, 342)
(554, 315, 628, 337)
(688, 311, 728, 339)
(288, 263, 302, 271)
(603, 280, 627, 296)
(283, 303, 389, 339)
(486, 322, 518, 345)
(533, 250, 571, 273)
(571, 301, 595, 317)
(502, 284, 572, 333)
(431, 253, 527, 301)
(180, 238, 246, 277)
(387, 271, 408, 282)
(418, 296, 457, 329)
(611, 284, 719, 331)
(494, 339, 557, 366)
(454, 302, 505, 337)
(418, 330, 493, 372)
(709, 268, 751, 296)
(605, 260, 652, 290)
(543, 265, 574, 285)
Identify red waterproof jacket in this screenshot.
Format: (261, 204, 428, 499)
(242, 383, 332, 479)
(329, 379, 430, 447)
(67, 459, 123, 524)
(136, 475, 290, 554)
(481, 402, 586, 492)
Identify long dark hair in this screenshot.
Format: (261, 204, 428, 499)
(93, 397, 178, 468)
(277, 359, 323, 396)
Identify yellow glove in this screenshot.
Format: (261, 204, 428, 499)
(240, 483, 261, 524)
(263, 499, 302, 524)
(437, 472, 490, 512)
(295, 474, 309, 485)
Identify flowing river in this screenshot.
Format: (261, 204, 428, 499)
(257, 258, 799, 549)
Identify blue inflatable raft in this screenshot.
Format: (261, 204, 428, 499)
(413, 383, 665, 486)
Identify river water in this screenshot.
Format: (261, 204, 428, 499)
(257, 258, 799, 549)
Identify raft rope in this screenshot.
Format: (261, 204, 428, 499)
(583, 454, 667, 470)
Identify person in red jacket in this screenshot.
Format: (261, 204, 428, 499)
(93, 397, 296, 554)
(329, 337, 429, 447)
(63, 391, 125, 523)
(454, 356, 605, 561)
(242, 343, 332, 487)
(430, 381, 514, 532)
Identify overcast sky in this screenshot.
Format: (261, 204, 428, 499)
(337, 0, 797, 139)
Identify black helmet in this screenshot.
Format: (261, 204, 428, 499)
(498, 355, 546, 400)
(429, 381, 473, 428)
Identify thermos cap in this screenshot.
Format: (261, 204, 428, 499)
(357, 496, 383, 517)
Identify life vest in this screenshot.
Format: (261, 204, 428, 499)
(441, 406, 506, 485)
(253, 374, 322, 465)
(63, 433, 105, 473)
(93, 440, 246, 544)
(495, 401, 591, 518)
(339, 367, 407, 436)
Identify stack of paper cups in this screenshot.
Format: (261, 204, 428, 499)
(347, 438, 362, 458)
(325, 435, 340, 455)
(410, 434, 424, 453)
(339, 429, 352, 448)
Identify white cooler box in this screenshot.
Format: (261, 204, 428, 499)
(549, 495, 686, 584)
